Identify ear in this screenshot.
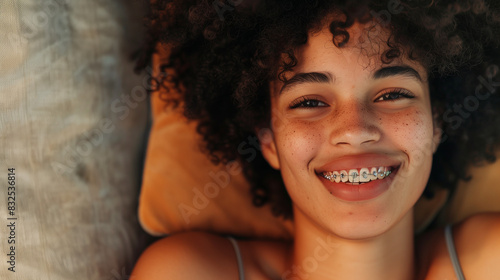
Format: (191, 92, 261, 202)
(431, 107, 442, 154)
(257, 128, 280, 170)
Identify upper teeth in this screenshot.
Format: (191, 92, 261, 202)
(322, 167, 392, 183)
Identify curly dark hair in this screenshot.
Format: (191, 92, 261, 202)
(134, 0, 500, 219)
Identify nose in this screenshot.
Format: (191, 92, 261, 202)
(329, 101, 381, 147)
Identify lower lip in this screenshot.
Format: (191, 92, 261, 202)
(318, 168, 398, 202)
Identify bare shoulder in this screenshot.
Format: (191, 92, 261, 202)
(453, 212, 500, 278)
(131, 231, 241, 280)
(415, 212, 500, 279)
(454, 212, 500, 249)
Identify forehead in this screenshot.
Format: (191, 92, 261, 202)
(271, 21, 428, 94)
(299, 22, 389, 68)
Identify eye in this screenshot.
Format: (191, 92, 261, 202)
(375, 88, 415, 102)
(289, 96, 328, 109)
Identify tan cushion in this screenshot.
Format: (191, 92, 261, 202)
(138, 71, 294, 238)
(437, 158, 500, 225)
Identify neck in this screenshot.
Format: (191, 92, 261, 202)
(285, 209, 416, 280)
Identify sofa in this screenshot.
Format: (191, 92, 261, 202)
(0, 1, 154, 279)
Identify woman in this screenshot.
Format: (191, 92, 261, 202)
(132, 0, 500, 279)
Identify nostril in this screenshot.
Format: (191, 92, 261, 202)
(361, 139, 376, 145)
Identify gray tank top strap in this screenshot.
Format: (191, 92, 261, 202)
(444, 224, 465, 280)
(227, 237, 245, 280)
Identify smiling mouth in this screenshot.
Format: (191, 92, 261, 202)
(320, 166, 396, 184)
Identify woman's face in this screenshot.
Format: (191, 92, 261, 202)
(260, 22, 441, 238)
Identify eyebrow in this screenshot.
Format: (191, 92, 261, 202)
(373, 66, 422, 81)
(279, 65, 422, 95)
(279, 72, 334, 95)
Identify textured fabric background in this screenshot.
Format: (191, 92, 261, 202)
(0, 0, 152, 279)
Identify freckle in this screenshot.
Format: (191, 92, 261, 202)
(348, 212, 353, 215)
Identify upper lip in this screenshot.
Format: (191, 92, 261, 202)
(315, 153, 401, 174)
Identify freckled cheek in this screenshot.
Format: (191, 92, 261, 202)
(275, 120, 324, 163)
(380, 109, 434, 152)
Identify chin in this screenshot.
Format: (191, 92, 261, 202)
(313, 199, 415, 240)
(328, 214, 396, 240)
